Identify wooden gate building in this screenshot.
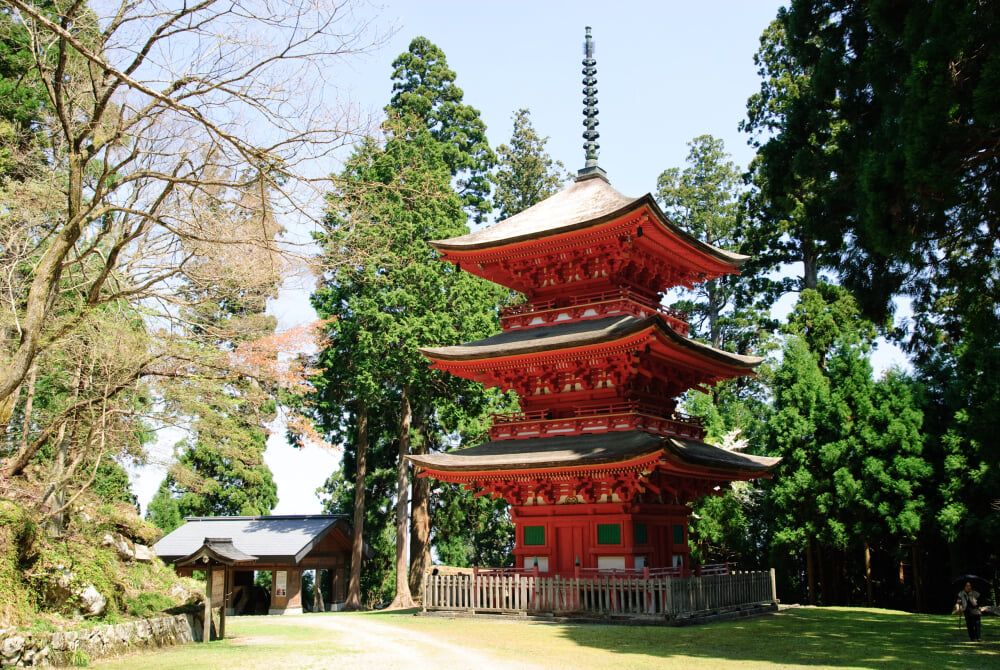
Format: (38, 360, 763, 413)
(155, 514, 359, 615)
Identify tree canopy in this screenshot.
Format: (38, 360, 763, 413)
(491, 109, 568, 221)
(309, 36, 508, 608)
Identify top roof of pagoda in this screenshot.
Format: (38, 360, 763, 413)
(430, 174, 747, 268)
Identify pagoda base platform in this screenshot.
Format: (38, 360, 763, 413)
(511, 502, 692, 576)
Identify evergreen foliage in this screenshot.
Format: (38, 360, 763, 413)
(741, 18, 843, 292)
(753, 0, 1000, 333)
(388, 37, 496, 223)
(764, 287, 928, 606)
(310, 37, 509, 606)
(745, 0, 1000, 606)
(146, 422, 277, 533)
(657, 135, 778, 352)
(491, 109, 569, 221)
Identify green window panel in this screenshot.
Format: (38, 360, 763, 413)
(634, 523, 647, 544)
(597, 523, 621, 545)
(523, 525, 545, 546)
(673, 524, 684, 545)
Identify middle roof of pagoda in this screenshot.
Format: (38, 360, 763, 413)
(420, 313, 762, 369)
(429, 174, 748, 268)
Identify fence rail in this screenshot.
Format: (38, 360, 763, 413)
(422, 569, 777, 618)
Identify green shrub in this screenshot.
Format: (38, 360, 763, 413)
(69, 649, 90, 667)
(126, 592, 175, 617)
(0, 501, 39, 626)
(28, 618, 56, 632)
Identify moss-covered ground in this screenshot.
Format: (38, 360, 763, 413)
(0, 497, 196, 630)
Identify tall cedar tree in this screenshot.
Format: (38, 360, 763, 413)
(764, 286, 928, 608)
(749, 1, 1000, 597)
(741, 18, 842, 292)
(656, 135, 777, 353)
(491, 109, 569, 221)
(312, 57, 506, 605)
(387, 37, 504, 601)
(388, 37, 495, 223)
(752, 1, 1000, 334)
(146, 175, 282, 533)
(656, 136, 777, 568)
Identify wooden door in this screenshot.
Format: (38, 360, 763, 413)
(555, 525, 583, 574)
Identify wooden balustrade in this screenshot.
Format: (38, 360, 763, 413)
(422, 568, 777, 618)
(489, 406, 706, 441)
(499, 291, 690, 336)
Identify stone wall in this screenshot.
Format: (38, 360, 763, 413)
(0, 614, 193, 667)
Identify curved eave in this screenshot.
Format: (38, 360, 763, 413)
(407, 432, 779, 478)
(419, 314, 762, 371)
(431, 193, 747, 270)
(662, 437, 779, 475)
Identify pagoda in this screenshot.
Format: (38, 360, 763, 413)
(409, 27, 778, 576)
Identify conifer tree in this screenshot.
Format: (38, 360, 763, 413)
(741, 17, 843, 293)
(764, 286, 928, 607)
(657, 135, 776, 352)
(147, 173, 282, 533)
(311, 45, 507, 604)
(491, 109, 569, 221)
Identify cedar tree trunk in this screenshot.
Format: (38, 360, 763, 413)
(388, 387, 415, 609)
(343, 405, 368, 611)
(864, 540, 873, 606)
(806, 538, 817, 606)
(408, 413, 431, 598)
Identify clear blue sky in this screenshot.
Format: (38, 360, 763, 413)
(139, 2, 812, 516)
(342, 1, 785, 199)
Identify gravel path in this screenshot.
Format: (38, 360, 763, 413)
(248, 612, 546, 670)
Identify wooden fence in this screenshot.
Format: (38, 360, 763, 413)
(422, 569, 776, 618)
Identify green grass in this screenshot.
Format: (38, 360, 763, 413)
(91, 607, 1000, 670)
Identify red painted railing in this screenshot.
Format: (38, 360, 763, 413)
(489, 404, 706, 441)
(500, 290, 690, 336)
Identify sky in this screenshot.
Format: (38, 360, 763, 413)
(130, 1, 908, 517)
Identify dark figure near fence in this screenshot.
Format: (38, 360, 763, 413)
(957, 582, 983, 642)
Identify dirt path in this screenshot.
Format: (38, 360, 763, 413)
(252, 613, 545, 670)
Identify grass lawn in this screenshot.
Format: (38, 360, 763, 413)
(92, 606, 1000, 670)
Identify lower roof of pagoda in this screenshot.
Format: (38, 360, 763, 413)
(407, 431, 779, 479)
(419, 313, 761, 372)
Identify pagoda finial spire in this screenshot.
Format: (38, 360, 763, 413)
(577, 26, 607, 182)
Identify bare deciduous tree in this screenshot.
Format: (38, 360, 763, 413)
(0, 0, 387, 415)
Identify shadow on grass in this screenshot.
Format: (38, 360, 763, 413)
(362, 606, 422, 617)
(555, 607, 1000, 670)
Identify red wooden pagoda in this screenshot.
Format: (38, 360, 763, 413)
(409, 28, 778, 576)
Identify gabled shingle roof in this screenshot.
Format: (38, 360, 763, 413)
(175, 538, 258, 566)
(155, 515, 355, 565)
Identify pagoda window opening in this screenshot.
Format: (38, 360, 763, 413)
(523, 525, 546, 546)
(597, 523, 622, 545)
